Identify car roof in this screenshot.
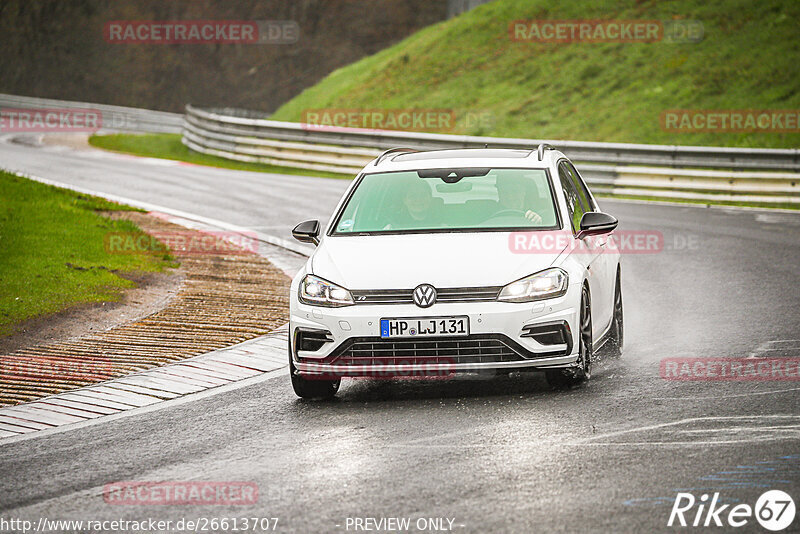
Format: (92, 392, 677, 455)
(366, 147, 566, 174)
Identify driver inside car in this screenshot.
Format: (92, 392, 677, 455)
(495, 174, 544, 224)
(384, 178, 442, 230)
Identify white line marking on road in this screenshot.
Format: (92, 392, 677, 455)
(579, 415, 800, 442)
(676, 425, 800, 433)
(653, 386, 800, 400)
(581, 440, 794, 446)
(578, 415, 800, 447)
(746, 339, 800, 358)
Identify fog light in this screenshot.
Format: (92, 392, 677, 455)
(521, 321, 572, 354)
(295, 328, 334, 352)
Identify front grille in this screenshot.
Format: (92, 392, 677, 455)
(321, 335, 529, 366)
(350, 286, 501, 305)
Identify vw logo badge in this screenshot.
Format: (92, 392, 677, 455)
(412, 284, 437, 308)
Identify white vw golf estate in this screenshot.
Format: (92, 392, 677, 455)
(289, 146, 623, 398)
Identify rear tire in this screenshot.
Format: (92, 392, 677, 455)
(546, 286, 592, 389)
(608, 270, 624, 358)
(289, 329, 340, 399)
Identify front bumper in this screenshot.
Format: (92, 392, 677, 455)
(290, 283, 582, 377)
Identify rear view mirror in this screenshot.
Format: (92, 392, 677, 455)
(417, 168, 490, 183)
(436, 181, 473, 193)
(292, 219, 320, 245)
(576, 212, 618, 239)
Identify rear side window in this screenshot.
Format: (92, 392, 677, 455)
(558, 162, 587, 234)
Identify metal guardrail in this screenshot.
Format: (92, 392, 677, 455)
(1, 94, 795, 204)
(0, 93, 182, 134)
(183, 105, 800, 205)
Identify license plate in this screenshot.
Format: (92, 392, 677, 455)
(380, 316, 469, 339)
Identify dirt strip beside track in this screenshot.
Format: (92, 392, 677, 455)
(0, 211, 291, 406)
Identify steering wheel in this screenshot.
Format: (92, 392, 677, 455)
(491, 209, 526, 218)
(480, 209, 528, 223)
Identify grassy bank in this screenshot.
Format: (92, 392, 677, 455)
(89, 133, 352, 180)
(0, 172, 176, 336)
(272, 0, 800, 148)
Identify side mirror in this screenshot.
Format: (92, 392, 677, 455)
(576, 212, 618, 240)
(292, 219, 320, 245)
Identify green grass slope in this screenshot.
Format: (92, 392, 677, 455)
(0, 172, 175, 336)
(272, 0, 800, 148)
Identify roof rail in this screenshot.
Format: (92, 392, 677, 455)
(535, 143, 556, 161)
(374, 147, 420, 166)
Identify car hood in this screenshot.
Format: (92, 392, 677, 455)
(310, 233, 565, 289)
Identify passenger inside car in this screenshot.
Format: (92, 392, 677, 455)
(384, 178, 443, 230)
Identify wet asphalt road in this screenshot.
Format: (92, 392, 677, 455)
(0, 137, 799, 533)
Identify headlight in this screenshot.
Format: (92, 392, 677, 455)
(299, 275, 354, 307)
(497, 268, 568, 303)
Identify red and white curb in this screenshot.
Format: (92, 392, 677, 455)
(0, 325, 289, 440)
(0, 168, 311, 443)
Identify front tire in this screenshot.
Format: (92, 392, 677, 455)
(289, 330, 340, 399)
(546, 285, 592, 388)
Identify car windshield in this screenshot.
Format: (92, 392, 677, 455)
(332, 168, 558, 234)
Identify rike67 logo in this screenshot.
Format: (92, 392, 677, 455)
(668, 490, 795, 531)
